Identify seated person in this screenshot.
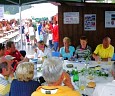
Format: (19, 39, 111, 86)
(0, 61, 13, 96)
(74, 36, 92, 60)
(5, 41, 25, 62)
(92, 62, 115, 96)
(0, 43, 5, 58)
(0, 44, 16, 72)
(32, 57, 81, 96)
(34, 40, 52, 58)
(9, 62, 41, 96)
(93, 37, 114, 61)
(5, 55, 17, 72)
(5, 41, 29, 71)
(19, 50, 26, 57)
(60, 37, 75, 60)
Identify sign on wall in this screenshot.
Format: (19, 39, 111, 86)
(105, 11, 115, 28)
(64, 12, 79, 24)
(0, 7, 4, 19)
(84, 14, 96, 31)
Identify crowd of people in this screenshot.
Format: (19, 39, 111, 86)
(0, 18, 115, 96)
(0, 19, 18, 32)
(0, 35, 114, 96)
(19, 19, 59, 52)
(60, 36, 114, 61)
(34, 35, 114, 62)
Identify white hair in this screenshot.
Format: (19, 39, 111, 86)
(42, 57, 63, 84)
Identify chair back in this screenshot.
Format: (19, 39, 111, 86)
(112, 53, 115, 61)
(52, 51, 60, 57)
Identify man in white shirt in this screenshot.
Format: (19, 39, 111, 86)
(92, 62, 115, 96)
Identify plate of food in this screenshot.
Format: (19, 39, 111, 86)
(66, 64, 74, 68)
(87, 82, 96, 88)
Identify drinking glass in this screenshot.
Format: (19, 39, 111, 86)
(108, 58, 112, 65)
(97, 56, 101, 64)
(79, 75, 87, 94)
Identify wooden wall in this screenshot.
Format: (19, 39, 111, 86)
(58, 3, 115, 52)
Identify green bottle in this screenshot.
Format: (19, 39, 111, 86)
(73, 67, 79, 82)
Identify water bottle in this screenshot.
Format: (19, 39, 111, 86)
(73, 67, 79, 82)
(72, 67, 79, 90)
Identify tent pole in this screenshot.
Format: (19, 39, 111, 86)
(19, 5, 23, 50)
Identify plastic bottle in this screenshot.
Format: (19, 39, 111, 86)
(73, 67, 79, 82)
(72, 67, 79, 90)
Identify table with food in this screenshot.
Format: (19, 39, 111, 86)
(30, 58, 114, 96)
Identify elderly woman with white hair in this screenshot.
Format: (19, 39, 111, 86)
(32, 57, 81, 96)
(9, 62, 41, 96)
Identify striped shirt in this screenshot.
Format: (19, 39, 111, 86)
(75, 45, 92, 60)
(0, 74, 10, 96)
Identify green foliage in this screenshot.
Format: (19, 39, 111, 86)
(4, 5, 31, 14)
(4, 11, 10, 14)
(111, 0, 115, 3)
(79, 67, 109, 77)
(32, 17, 48, 22)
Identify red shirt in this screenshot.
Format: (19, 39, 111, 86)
(5, 50, 22, 62)
(52, 24, 59, 42)
(49, 24, 53, 32)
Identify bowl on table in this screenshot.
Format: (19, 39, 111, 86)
(66, 64, 74, 68)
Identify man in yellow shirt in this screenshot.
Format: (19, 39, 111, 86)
(93, 37, 114, 61)
(31, 57, 81, 96)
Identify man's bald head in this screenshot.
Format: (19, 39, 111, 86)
(103, 37, 111, 48)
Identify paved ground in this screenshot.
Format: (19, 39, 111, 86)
(17, 43, 35, 56)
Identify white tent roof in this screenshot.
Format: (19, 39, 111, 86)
(15, 3, 58, 19)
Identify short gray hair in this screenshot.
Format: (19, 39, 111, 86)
(42, 57, 63, 84)
(16, 62, 34, 81)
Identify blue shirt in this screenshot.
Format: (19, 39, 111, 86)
(60, 46, 75, 59)
(38, 24, 42, 35)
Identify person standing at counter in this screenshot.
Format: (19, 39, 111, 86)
(93, 37, 114, 61)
